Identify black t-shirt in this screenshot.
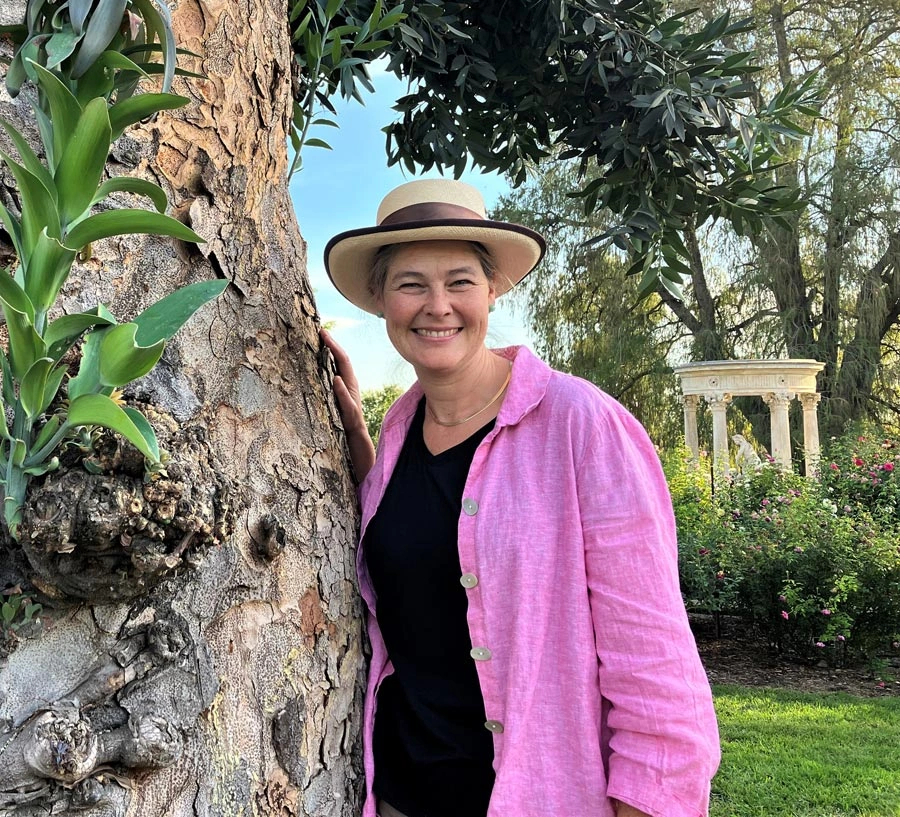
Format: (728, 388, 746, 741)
(364, 398, 496, 817)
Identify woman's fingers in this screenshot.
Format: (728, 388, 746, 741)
(321, 329, 361, 396)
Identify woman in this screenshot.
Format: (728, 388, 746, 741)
(321, 179, 720, 817)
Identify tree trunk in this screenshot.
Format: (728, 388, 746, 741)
(0, 1, 364, 815)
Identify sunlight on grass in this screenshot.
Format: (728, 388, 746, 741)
(712, 685, 900, 817)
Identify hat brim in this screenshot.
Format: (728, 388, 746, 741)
(324, 219, 546, 314)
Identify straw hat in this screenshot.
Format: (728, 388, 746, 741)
(324, 179, 546, 314)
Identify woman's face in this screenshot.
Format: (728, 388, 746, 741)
(377, 240, 496, 377)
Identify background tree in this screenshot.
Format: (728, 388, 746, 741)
(362, 384, 403, 444)
(496, 161, 685, 447)
(498, 0, 900, 452)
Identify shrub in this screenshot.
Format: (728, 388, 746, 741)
(666, 427, 900, 665)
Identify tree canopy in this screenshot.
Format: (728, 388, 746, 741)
(497, 0, 900, 446)
(289, 0, 818, 295)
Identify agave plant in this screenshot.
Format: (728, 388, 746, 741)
(0, 1, 226, 537)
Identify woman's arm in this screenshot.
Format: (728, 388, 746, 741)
(321, 329, 376, 482)
(578, 400, 720, 817)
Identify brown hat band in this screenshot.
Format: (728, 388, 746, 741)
(380, 201, 484, 226)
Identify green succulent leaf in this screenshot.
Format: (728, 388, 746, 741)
(122, 406, 160, 461)
(45, 28, 80, 69)
(56, 97, 113, 227)
(98, 322, 166, 387)
(0, 152, 61, 250)
(65, 209, 203, 250)
(108, 92, 189, 140)
(0, 269, 45, 379)
(23, 456, 60, 476)
(0, 347, 16, 408)
(31, 414, 62, 454)
(133, 279, 228, 346)
(40, 365, 67, 415)
(11, 438, 27, 467)
(45, 309, 117, 362)
(30, 63, 82, 172)
(129, 0, 177, 92)
(25, 229, 77, 314)
(71, 0, 129, 78)
(68, 393, 160, 461)
(93, 176, 168, 213)
(67, 325, 105, 400)
(0, 119, 55, 194)
(0, 202, 24, 261)
(19, 357, 56, 419)
(70, 0, 94, 35)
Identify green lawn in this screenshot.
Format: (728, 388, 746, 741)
(712, 685, 900, 817)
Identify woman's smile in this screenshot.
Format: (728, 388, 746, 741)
(413, 327, 463, 339)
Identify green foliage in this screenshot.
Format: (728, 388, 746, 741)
(712, 686, 900, 816)
(0, 2, 226, 538)
(667, 427, 900, 663)
(493, 161, 684, 446)
(0, 587, 41, 634)
(362, 383, 403, 443)
(290, 0, 819, 296)
(287, 0, 408, 176)
(1, 0, 182, 99)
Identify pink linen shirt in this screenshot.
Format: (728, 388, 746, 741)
(357, 346, 720, 817)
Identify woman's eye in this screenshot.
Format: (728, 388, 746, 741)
(450, 279, 473, 287)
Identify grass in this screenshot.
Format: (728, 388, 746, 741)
(711, 685, 900, 817)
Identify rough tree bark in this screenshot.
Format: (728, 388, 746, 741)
(0, 1, 365, 815)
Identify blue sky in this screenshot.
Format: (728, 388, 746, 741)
(289, 68, 534, 391)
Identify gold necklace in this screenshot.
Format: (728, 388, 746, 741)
(426, 366, 512, 428)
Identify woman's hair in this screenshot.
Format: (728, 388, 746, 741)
(367, 241, 498, 299)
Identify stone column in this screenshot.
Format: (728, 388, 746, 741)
(799, 392, 822, 476)
(704, 392, 732, 474)
(682, 394, 700, 460)
(763, 391, 795, 470)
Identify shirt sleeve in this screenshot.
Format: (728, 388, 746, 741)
(576, 399, 721, 817)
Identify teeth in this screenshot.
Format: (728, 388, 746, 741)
(416, 329, 459, 338)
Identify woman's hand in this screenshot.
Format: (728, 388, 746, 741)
(321, 328, 376, 482)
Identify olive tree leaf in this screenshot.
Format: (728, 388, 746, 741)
(67, 392, 160, 461)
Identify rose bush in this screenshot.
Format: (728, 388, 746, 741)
(665, 425, 900, 666)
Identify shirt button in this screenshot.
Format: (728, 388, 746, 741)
(470, 647, 492, 661)
(484, 720, 505, 734)
(462, 498, 479, 516)
(460, 573, 479, 589)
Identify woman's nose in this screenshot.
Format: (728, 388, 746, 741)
(424, 286, 451, 315)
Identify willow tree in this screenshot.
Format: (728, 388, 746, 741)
(0, 2, 363, 815)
